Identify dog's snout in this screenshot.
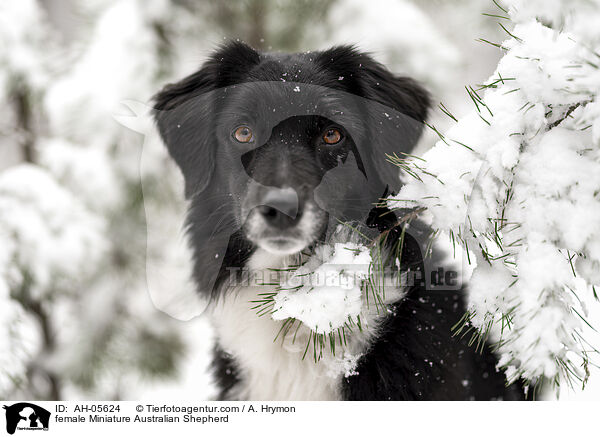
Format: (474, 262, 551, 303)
(258, 188, 301, 229)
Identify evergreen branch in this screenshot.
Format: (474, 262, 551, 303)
(476, 38, 503, 49)
(491, 0, 508, 13)
(498, 22, 522, 42)
(547, 102, 585, 130)
(482, 12, 509, 20)
(251, 220, 405, 362)
(425, 122, 452, 146)
(438, 102, 458, 122)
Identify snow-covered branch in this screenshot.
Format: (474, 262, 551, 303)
(391, 0, 600, 391)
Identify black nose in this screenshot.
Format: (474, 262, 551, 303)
(258, 188, 302, 229)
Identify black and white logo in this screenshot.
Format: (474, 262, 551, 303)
(3, 403, 50, 435)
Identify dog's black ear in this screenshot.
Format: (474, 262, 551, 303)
(356, 55, 430, 128)
(153, 41, 260, 198)
(317, 46, 431, 194)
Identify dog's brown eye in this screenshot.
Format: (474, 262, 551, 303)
(234, 126, 253, 143)
(323, 128, 342, 145)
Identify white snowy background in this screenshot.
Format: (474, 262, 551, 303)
(0, 0, 597, 400)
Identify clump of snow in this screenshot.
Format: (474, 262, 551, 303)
(392, 1, 600, 389)
(326, 352, 361, 378)
(0, 165, 108, 300)
(0, 0, 56, 91)
(266, 229, 406, 378)
(0, 273, 39, 396)
(38, 138, 123, 213)
(271, 242, 372, 334)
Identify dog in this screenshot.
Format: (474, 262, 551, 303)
(153, 41, 526, 400)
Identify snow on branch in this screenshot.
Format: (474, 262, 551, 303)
(390, 0, 600, 390)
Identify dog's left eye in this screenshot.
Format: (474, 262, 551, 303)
(322, 128, 343, 145)
(233, 126, 254, 143)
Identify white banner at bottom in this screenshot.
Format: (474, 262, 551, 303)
(0, 400, 596, 436)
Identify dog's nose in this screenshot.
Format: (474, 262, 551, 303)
(258, 188, 301, 229)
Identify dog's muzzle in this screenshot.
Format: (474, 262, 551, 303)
(241, 184, 326, 255)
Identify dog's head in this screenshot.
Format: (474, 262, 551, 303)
(153, 42, 430, 294)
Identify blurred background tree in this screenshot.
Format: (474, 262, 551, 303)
(195, 0, 337, 50)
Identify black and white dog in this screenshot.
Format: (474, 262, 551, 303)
(153, 42, 525, 400)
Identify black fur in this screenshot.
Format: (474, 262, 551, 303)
(153, 42, 526, 400)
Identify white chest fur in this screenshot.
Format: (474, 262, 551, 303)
(209, 249, 405, 401)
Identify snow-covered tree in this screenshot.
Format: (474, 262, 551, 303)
(0, 0, 195, 400)
(392, 0, 600, 394)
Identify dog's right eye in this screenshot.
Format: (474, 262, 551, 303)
(233, 126, 253, 143)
